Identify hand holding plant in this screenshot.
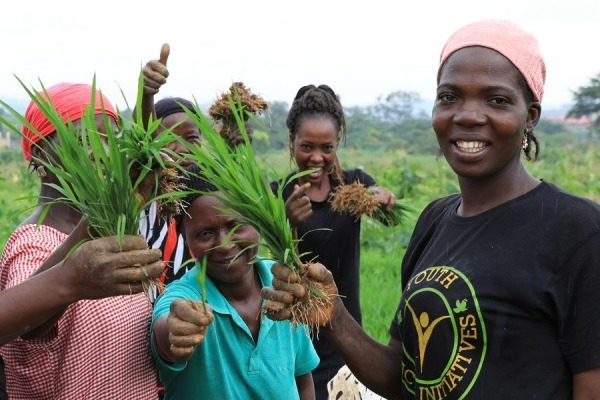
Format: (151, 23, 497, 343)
(65, 235, 163, 299)
(182, 95, 336, 329)
(0, 75, 188, 244)
(262, 261, 337, 326)
(166, 298, 214, 361)
(0, 75, 191, 302)
(330, 182, 414, 226)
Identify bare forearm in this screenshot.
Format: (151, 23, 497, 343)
(574, 368, 600, 399)
(296, 373, 315, 400)
(322, 299, 404, 399)
(139, 94, 156, 130)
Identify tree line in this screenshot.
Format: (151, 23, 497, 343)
(2, 79, 599, 158)
(251, 89, 595, 155)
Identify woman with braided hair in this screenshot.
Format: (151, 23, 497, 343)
(270, 84, 396, 399)
(264, 20, 600, 399)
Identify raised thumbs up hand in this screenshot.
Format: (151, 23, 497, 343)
(142, 43, 170, 95)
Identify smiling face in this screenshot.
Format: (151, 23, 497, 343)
(160, 112, 201, 167)
(291, 116, 339, 186)
(432, 46, 540, 182)
(183, 193, 259, 285)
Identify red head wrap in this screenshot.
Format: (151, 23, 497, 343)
(21, 82, 118, 160)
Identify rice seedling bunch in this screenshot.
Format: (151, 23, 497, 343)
(119, 85, 189, 219)
(330, 182, 414, 226)
(208, 82, 269, 145)
(183, 97, 335, 329)
(0, 76, 187, 246)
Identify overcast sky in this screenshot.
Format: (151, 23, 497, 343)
(2, 0, 599, 114)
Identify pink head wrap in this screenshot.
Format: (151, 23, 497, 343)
(21, 82, 118, 160)
(438, 19, 546, 102)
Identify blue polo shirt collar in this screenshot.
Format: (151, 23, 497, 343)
(198, 257, 273, 315)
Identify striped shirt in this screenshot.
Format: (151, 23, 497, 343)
(0, 224, 158, 400)
(139, 202, 194, 303)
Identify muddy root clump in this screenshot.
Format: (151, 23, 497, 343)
(131, 160, 185, 218)
(208, 82, 269, 145)
(287, 262, 337, 333)
(330, 182, 379, 220)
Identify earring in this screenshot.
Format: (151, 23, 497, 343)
(36, 165, 47, 178)
(522, 129, 529, 151)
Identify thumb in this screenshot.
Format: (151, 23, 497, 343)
(159, 43, 170, 66)
(307, 262, 330, 284)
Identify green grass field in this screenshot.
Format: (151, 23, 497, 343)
(0, 144, 598, 343)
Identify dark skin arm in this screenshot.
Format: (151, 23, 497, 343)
(153, 299, 214, 365)
(263, 263, 404, 400)
(321, 301, 404, 400)
(574, 369, 600, 399)
(135, 43, 170, 129)
(296, 373, 315, 400)
(0, 235, 162, 345)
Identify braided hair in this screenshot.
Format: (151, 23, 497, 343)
(286, 84, 347, 184)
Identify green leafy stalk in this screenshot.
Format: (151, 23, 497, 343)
(0, 74, 189, 247)
(181, 96, 312, 271)
(196, 256, 209, 313)
(371, 198, 416, 226)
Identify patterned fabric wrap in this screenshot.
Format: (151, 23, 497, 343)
(327, 365, 386, 400)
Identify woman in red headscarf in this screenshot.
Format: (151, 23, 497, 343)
(0, 82, 163, 400)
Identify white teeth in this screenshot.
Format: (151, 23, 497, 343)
(456, 140, 487, 153)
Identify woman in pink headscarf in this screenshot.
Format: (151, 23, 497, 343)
(262, 20, 600, 399)
(0, 82, 163, 399)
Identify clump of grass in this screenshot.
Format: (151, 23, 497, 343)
(183, 97, 335, 329)
(120, 101, 186, 219)
(330, 182, 413, 226)
(208, 82, 269, 144)
(330, 182, 380, 219)
(0, 74, 188, 246)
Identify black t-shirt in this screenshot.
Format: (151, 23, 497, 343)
(272, 169, 376, 397)
(390, 181, 600, 399)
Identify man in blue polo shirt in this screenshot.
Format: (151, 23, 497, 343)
(151, 166, 318, 399)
